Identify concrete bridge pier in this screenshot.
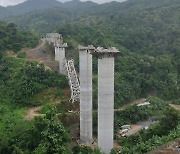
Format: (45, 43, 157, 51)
(55, 45, 59, 61)
(79, 45, 95, 145)
(58, 43, 68, 74)
(91, 47, 120, 154)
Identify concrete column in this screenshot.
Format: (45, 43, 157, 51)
(58, 47, 65, 74)
(58, 43, 67, 74)
(91, 47, 119, 154)
(55, 46, 59, 61)
(98, 56, 114, 154)
(79, 45, 94, 144)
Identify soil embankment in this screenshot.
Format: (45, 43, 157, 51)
(25, 41, 59, 71)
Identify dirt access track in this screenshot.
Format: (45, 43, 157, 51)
(23, 41, 62, 120)
(25, 41, 59, 71)
(24, 106, 44, 120)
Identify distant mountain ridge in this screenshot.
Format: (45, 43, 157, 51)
(0, 6, 10, 19)
(63, 0, 97, 8)
(6, 0, 62, 14)
(0, 0, 98, 19)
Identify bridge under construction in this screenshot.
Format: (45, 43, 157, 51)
(45, 33, 120, 154)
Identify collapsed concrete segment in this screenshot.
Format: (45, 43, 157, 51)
(91, 47, 120, 154)
(78, 45, 95, 145)
(46, 33, 67, 74)
(46, 33, 62, 44)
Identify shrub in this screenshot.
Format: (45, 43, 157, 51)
(17, 51, 26, 58)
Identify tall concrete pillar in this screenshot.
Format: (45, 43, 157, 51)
(55, 45, 59, 61)
(91, 47, 119, 154)
(79, 45, 95, 144)
(58, 43, 68, 74)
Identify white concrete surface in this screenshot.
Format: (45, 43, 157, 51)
(55, 46, 59, 61)
(98, 56, 114, 154)
(58, 47, 65, 74)
(79, 46, 93, 144)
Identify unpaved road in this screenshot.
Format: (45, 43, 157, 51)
(170, 104, 180, 111)
(25, 40, 59, 71)
(115, 98, 146, 112)
(24, 98, 146, 121)
(24, 106, 44, 120)
(126, 118, 157, 136)
(26, 41, 49, 60)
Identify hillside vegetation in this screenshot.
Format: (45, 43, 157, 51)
(0, 0, 97, 19)
(5, 0, 179, 55)
(56, 0, 180, 54)
(56, 0, 180, 107)
(0, 22, 38, 54)
(0, 22, 70, 153)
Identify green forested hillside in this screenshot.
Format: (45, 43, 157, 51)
(57, 0, 180, 54)
(0, 22, 38, 53)
(0, 0, 98, 19)
(0, 7, 10, 19)
(4, 8, 72, 34)
(0, 22, 70, 153)
(55, 0, 180, 106)
(7, 0, 62, 15)
(5, 0, 179, 55)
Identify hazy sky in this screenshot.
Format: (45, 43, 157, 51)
(0, 0, 127, 7)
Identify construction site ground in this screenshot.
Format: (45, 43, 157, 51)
(25, 41, 59, 71)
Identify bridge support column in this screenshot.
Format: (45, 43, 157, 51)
(58, 47, 65, 74)
(58, 43, 68, 74)
(91, 47, 120, 154)
(55, 46, 59, 61)
(79, 45, 95, 145)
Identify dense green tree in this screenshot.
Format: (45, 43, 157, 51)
(32, 109, 70, 154)
(0, 108, 70, 154)
(0, 22, 38, 53)
(0, 57, 68, 106)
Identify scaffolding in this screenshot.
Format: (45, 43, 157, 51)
(64, 59, 80, 103)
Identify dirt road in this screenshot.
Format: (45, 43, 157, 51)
(25, 40, 59, 71)
(170, 104, 180, 111)
(24, 106, 44, 120)
(115, 98, 146, 112)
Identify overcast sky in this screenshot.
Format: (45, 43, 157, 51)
(0, 0, 126, 7)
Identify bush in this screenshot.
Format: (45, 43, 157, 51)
(172, 98, 180, 105)
(38, 104, 56, 114)
(72, 145, 101, 154)
(17, 51, 26, 58)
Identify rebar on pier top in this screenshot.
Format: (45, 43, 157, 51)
(78, 45, 95, 51)
(91, 47, 120, 58)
